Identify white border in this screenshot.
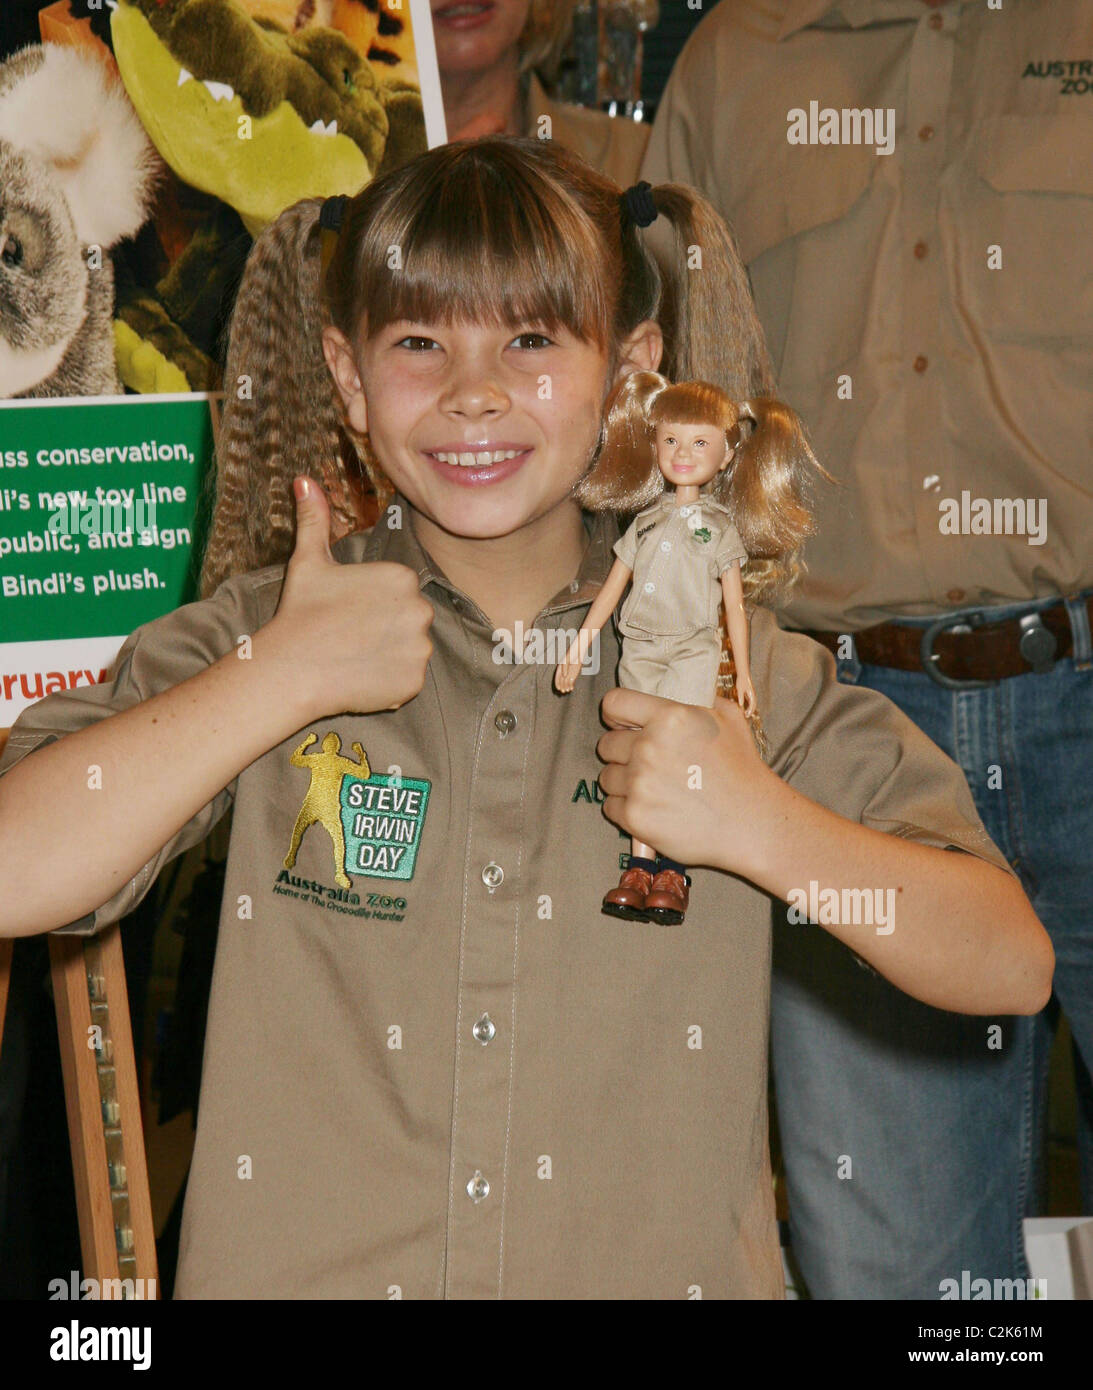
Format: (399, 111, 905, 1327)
(410, 0, 449, 149)
(1, 392, 224, 408)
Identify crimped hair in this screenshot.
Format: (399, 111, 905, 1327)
(200, 135, 809, 598)
(200, 197, 374, 598)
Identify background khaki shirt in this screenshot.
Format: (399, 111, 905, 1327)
(0, 501, 1015, 1298)
(641, 0, 1093, 628)
(614, 496, 747, 637)
(527, 71, 650, 189)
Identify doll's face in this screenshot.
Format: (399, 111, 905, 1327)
(655, 422, 733, 489)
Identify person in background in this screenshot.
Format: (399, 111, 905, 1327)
(641, 0, 1092, 1299)
(433, 0, 650, 185)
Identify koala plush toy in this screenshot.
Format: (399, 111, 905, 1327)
(0, 43, 159, 399)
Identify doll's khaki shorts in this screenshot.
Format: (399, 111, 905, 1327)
(617, 628, 721, 707)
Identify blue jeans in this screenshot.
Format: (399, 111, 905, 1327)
(771, 593, 1093, 1300)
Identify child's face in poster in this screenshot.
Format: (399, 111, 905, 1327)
(655, 421, 733, 490)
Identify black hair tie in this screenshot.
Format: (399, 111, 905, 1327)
(620, 181, 658, 229)
(320, 194, 348, 232)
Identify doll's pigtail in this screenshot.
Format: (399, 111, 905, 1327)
(716, 396, 832, 607)
(648, 184, 776, 401)
(199, 199, 375, 598)
(574, 369, 670, 512)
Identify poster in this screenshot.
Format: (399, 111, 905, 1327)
(0, 0, 445, 726)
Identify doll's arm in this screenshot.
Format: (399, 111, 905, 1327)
(554, 558, 632, 693)
(720, 564, 755, 716)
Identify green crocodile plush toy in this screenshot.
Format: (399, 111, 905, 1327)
(106, 0, 427, 393)
(111, 0, 426, 237)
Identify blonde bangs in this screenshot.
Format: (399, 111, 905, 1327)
(649, 382, 739, 433)
(336, 139, 611, 348)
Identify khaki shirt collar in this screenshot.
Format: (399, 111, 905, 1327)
(777, 0, 974, 40)
(640, 492, 731, 520)
(333, 496, 620, 622)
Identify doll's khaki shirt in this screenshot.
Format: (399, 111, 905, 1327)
(641, 0, 1093, 629)
(614, 496, 748, 638)
(0, 503, 1015, 1299)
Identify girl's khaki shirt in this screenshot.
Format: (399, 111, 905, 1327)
(0, 503, 1015, 1299)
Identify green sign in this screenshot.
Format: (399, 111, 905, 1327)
(341, 773, 432, 881)
(0, 394, 219, 643)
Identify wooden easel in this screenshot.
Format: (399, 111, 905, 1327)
(0, 735, 159, 1298)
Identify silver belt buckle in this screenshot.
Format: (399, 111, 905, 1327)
(920, 608, 1059, 688)
(920, 610, 994, 690)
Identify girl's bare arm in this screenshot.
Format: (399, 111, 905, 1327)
(744, 773, 1053, 1015)
(596, 689, 1054, 1016)
(0, 642, 311, 937)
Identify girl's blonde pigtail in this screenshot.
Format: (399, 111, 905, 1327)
(574, 369, 669, 512)
(199, 199, 373, 598)
(723, 397, 832, 607)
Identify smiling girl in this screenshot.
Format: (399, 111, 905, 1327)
(0, 137, 1052, 1299)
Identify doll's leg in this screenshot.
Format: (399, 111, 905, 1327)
(603, 639, 666, 920)
(643, 632, 722, 925)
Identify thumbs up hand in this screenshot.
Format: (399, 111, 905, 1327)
(259, 477, 434, 719)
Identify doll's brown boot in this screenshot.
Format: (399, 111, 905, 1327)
(643, 869, 690, 926)
(602, 865, 654, 921)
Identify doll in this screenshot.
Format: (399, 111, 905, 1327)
(555, 371, 825, 925)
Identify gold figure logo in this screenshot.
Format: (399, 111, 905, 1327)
(284, 733, 370, 889)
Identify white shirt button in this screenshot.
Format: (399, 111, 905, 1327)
(643, 582, 655, 593)
(482, 862, 504, 890)
(467, 1171, 490, 1203)
(472, 1014, 496, 1045)
(679, 506, 693, 517)
(660, 540, 671, 552)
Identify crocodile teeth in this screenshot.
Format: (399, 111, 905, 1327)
(203, 79, 235, 103)
(177, 68, 192, 87)
(309, 119, 338, 137)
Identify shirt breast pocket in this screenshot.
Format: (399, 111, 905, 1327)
(962, 115, 1093, 344)
(728, 144, 877, 409)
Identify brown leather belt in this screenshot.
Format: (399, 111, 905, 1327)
(799, 594, 1092, 689)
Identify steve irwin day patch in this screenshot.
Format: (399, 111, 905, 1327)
(279, 732, 431, 914)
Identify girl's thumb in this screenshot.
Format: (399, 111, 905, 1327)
(291, 475, 332, 561)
